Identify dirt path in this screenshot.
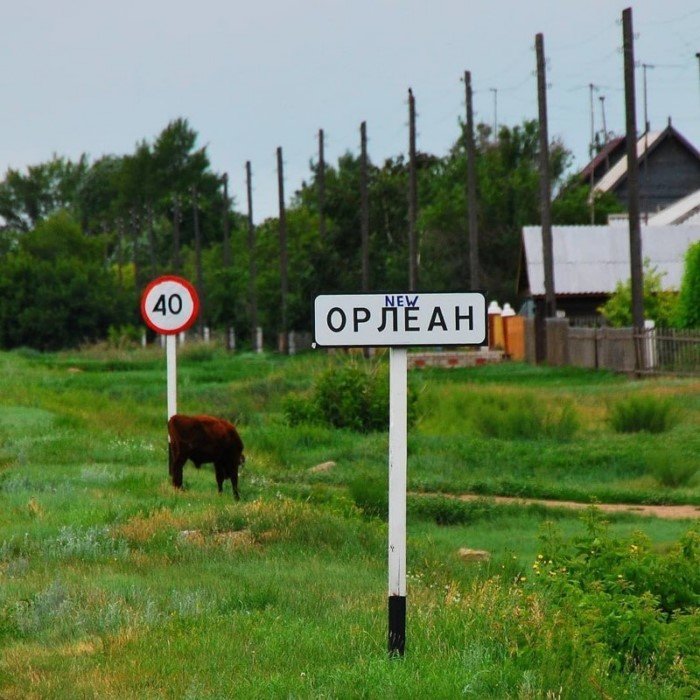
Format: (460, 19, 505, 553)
(455, 494, 700, 520)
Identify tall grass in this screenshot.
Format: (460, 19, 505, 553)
(0, 348, 698, 698)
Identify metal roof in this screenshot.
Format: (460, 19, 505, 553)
(647, 188, 700, 225)
(522, 225, 700, 296)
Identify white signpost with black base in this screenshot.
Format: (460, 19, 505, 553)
(314, 292, 487, 656)
(140, 275, 200, 420)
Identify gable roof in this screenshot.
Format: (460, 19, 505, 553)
(591, 125, 700, 195)
(578, 136, 625, 182)
(647, 188, 700, 226)
(522, 224, 700, 296)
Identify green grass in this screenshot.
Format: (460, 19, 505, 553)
(0, 347, 698, 697)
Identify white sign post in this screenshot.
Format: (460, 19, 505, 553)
(140, 275, 200, 420)
(314, 292, 487, 656)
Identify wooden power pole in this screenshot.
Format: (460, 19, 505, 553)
(222, 173, 231, 268)
(360, 121, 370, 292)
(277, 147, 289, 354)
(246, 161, 258, 349)
(536, 33, 556, 320)
(191, 185, 205, 333)
(622, 7, 645, 334)
(408, 88, 418, 291)
(464, 71, 480, 289)
(318, 129, 327, 243)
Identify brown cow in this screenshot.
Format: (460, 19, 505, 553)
(167, 414, 245, 499)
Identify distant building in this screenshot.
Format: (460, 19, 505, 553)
(647, 188, 700, 226)
(578, 123, 700, 217)
(519, 225, 700, 321)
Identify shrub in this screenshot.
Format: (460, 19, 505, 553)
(608, 395, 678, 434)
(676, 240, 700, 329)
(472, 393, 579, 440)
(348, 472, 388, 519)
(533, 510, 700, 674)
(646, 448, 698, 488)
(284, 360, 418, 433)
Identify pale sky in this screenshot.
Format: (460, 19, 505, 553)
(5, 1, 700, 223)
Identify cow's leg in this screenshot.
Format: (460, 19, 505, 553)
(171, 451, 186, 489)
(214, 463, 225, 494)
(231, 466, 240, 501)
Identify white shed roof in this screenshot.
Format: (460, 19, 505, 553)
(522, 225, 700, 296)
(647, 188, 700, 226)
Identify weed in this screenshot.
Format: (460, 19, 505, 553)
(609, 394, 679, 434)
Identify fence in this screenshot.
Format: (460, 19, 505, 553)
(545, 318, 700, 375)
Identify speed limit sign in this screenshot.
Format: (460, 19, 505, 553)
(140, 276, 200, 335)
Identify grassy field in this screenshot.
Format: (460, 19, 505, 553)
(0, 346, 698, 698)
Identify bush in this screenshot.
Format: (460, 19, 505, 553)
(533, 510, 700, 675)
(646, 448, 698, 488)
(609, 395, 678, 434)
(348, 472, 388, 519)
(676, 240, 700, 329)
(472, 393, 579, 440)
(284, 360, 418, 433)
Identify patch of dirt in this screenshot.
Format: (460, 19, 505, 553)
(457, 494, 700, 520)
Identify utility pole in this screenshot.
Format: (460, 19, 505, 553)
(246, 161, 258, 349)
(318, 129, 327, 243)
(589, 83, 597, 224)
(641, 63, 654, 222)
(464, 70, 480, 288)
(172, 195, 181, 273)
(191, 185, 205, 334)
(696, 53, 700, 103)
(277, 147, 289, 354)
(147, 200, 157, 277)
(641, 63, 654, 133)
(490, 88, 498, 139)
(360, 121, 370, 292)
(130, 207, 141, 291)
(622, 7, 645, 339)
(599, 95, 611, 171)
(536, 33, 556, 322)
(222, 173, 231, 268)
(408, 88, 418, 291)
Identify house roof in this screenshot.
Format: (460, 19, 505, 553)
(647, 188, 700, 226)
(522, 224, 700, 296)
(592, 131, 663, 194)
(591, 125, 700, 195)
(578, 136, 625, 182)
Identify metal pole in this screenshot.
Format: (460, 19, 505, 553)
(388, 346, 407, 656)
(166, 334, 177, 419)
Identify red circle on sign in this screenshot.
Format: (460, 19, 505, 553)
(140, 275, 200, 335)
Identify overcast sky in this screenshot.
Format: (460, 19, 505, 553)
(5, 1, 700, 223)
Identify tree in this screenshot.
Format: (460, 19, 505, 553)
(552, 180, 624, 225)
(0, 155, 89, 232)
(676, 240, 700, 329)
(0, 212, 130, 350)
(598, 262, 678, 328)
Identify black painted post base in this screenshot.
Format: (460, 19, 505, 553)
(388, 595, 406, 656)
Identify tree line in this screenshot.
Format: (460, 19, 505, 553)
(0, 117, 622, 351)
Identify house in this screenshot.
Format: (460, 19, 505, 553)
(578, 123, 700, 217)
(647, 188, 700, 226)
(519, 224, 700, 320)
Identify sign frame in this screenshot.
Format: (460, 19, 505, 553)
(140, 275, 200, 336)
(313, 291, 487, 349)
